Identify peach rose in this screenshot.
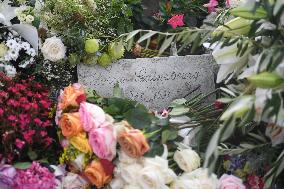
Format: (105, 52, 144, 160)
(59, 112, 83, 138)
(84, 161, 112, 188)
(58, 84, 85, 110)
(118, 129, 150, 158)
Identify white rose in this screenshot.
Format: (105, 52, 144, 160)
(170, 178, 199, 189)
(109, 178, 125, 189)
(181, 168, 218, 189)
(143, 156, 176, 184)
(174, 148, 200, 173)
(62, 172, 88, 189)
(120, 163, 143, 184)
(137, 166, 168, 189)
(41, 36, 66, 62)
(123, 185, 142, 189)
(118, 150, 139, 165)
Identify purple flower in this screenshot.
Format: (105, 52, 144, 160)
(0, 164, 16, 189)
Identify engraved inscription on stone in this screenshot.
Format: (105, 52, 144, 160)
(78, 55, 216, 110)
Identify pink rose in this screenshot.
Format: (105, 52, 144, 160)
(89, 123, 116, 161)
(218, 174, 245, 189)
(79, 102, 106, 132)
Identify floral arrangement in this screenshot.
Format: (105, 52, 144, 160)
(51, 83, 248, 189)
(0, 73, 59, 164)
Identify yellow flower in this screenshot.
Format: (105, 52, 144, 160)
(223, 160, 231, 170)
(70, 132, 92, 154)
(235, 169, 247, 180)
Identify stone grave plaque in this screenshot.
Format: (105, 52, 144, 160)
(78, 55, 216, 110)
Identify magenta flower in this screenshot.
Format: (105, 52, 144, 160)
(168, 14, 185, 29)
(204, 0, 219, 13)
(15, 139, 25, 149)
(13, 162, 56, 189)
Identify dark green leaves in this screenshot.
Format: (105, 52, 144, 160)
(124, 105, 152, 129)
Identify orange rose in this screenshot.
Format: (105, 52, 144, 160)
(59, 112, 83, 138)
(84, 161, 112, 188)
(59, 84, 85, 110)
(118, 129, 150, 158)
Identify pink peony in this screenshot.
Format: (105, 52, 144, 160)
(89, 123, 117, 161)
(218, 174, 245, 189)
(79, 102, 106, 132)
(168, 14, 185, 29)
(204, 0, 218, 13)
(13, 162, 56, 189)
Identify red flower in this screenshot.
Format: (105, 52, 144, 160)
(168, 14, 185, 29)
(76, 94, 87, 104)
(34, 118, 43, 126)
(100, 159, 115, 176)
(247, 175, 264, 189)
(0, 108, 4, 116)
(214, 100, 224, 109)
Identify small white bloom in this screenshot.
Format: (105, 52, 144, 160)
(6, 39, 18, 49)
(4, 65, 17, 77)
(26, 48, 36, 56)
(25, 14, 34, 23)
(174, 148, 200, 173)
(21, 42, 30, 50)
(41, 36, 66, 62)
(17, 13, 26, 23)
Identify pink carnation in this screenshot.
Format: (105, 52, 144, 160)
(218, 174, 245, 189)
(79, 102, 106, 132)
(89, 123, 117, 161)
(168, 14, 185, 29)
(13, 162, 56, 189)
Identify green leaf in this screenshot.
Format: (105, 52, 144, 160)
(137, 31, 157, 43)
(124, 105, 152, 129)
(161, 129, 178, 143)
(28, 150, 38, 160)
(144, 142, 164, 157)
(126, 30, 141, 42)
(169, 98, 187, 108)
(113, 83, 124, 98)
(159, 35, 175, 56)
(169, 106, 190, 116)
(230, 7, 267, 20)
(13, 162, 32, 169)
(204, 129, 221, 167)
(221, 96, 254, 120)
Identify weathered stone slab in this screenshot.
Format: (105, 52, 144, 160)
(78, 55, 216, 110)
